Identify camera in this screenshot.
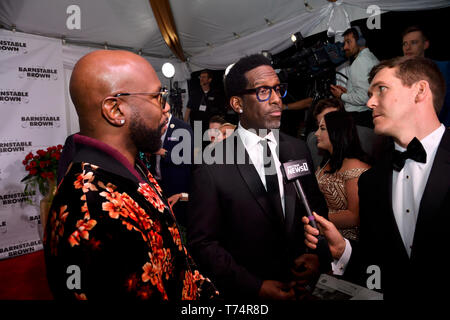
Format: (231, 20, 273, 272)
(169, 81, 186, 119)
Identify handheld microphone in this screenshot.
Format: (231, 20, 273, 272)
(278, 145, 332, 271)
(280, 159, 318, 229)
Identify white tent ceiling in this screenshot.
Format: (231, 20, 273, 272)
(1, 0, 449, 79)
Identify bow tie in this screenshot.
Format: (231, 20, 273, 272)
(392, 137, 427, 171)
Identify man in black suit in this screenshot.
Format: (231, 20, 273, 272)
(304, 56, 449, 300)
(187, 54, 329, 300)
(149, 111, 193, 227)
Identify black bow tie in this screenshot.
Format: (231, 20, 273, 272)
(392, 137, 427, 171)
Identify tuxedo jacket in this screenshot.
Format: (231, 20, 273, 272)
(149, 116, 193, 226)
(187, 131, 329, 298)
(153, 116, 193, 197)
(346, 128, 450, 300)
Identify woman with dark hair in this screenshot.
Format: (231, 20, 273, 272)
(314, 111, 370, 241)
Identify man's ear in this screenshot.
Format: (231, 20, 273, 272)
(102, 97, 126, 126)
(424, 40, 430, 51)
(230, 96, 244, 114)
(414, 80, 430, 104)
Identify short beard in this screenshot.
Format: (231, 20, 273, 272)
(129, 111, 164, 154)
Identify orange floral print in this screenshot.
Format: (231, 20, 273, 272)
(182, 270, 198, 300)
(147, 173, 163, 195)
(68, 212, 97, 247)
(73, 169, 97, 193)
(138, 183, 165, 213)
(74, 292, 87, 300)
(47, 205, 69, 255)
(168, 226, 183, 252)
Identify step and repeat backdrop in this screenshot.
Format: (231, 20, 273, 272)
(0, 29, 67, 260)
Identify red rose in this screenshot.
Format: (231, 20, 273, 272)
(30, 161, 37, 168)
(29, 168, 37, 175)
(39, 162, 46, 168)
(47, 172, 55, 180)
(25, 152, 33, 161)
(22, 160, 27, 165)
(40, 172, 47, 178)
(37, 150, 46, 157)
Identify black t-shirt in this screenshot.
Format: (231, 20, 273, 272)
(187, 88, 224, 130)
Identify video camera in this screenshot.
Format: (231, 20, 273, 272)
(271, 32, 348, 138)
(169, 81, 186, 119)
(273, 32, 346, 81)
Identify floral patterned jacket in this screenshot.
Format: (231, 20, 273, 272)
(44, 135, 218, 300)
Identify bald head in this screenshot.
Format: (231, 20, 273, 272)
(69, 50, 160, 134)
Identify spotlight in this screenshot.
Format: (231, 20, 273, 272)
(261, 50, 272, 60)
(291, 32, 303, 44)
(162, 62, 175, 79)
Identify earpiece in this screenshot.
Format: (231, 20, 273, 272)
(352, 26, 366, 47)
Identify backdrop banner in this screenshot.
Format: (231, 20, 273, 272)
(0, 29, 67, 260)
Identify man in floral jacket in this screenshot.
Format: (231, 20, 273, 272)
(44, 50, 218, 300)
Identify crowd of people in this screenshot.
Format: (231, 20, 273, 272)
(43, 24, 449, 301)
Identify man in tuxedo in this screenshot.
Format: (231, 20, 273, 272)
(148, 111, 193, 227)
(304, 56, 449, 300)
(187, 54, 329, 300)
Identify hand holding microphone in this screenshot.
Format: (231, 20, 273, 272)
(301, 212, 346, 261)
(279, 157, 332, 270)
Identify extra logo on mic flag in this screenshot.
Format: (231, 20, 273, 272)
(281, 159, 310, 182)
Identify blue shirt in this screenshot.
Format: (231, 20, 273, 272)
(434, 60, 450, 127)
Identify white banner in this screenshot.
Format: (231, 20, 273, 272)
(0, 30, 67, 260)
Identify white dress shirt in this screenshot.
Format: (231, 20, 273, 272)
(333, 124, 446, 274)
(392, 124, 445, 257)
(237, 123, 285, 215)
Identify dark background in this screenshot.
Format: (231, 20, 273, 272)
(186, 7, 450, 137)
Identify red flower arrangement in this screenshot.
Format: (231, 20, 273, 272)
(21, 145, 63, 196)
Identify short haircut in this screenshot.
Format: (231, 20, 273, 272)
(209, 115, 226, 124)
(200, 69, 213, 79)
(369, 56, 446, 114)
(219, 123, 236, 130)
(313, 98, 345, 118)
(343, 27, 360, 41)
(224, 54, 272, 99)
(322, 111, 368, 174)
(401, 25, 428, 40)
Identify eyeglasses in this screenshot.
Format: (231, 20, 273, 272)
(239, 83, 288, 102)
(114, 88, 169, 109)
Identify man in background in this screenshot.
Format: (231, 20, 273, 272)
(330, 27, 379, 128)
(401, 25, 449, 126)
(184, 70, 225, 133)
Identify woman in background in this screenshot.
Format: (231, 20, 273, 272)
(315, 111, 371, 241)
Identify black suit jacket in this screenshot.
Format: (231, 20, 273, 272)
(150, 116, 193, 226)
(187, 131, 329, 298)
(346, 128, 450, 300)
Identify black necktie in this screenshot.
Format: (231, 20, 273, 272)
(260, 139, 284, 222)
(392, 137, 427, 171)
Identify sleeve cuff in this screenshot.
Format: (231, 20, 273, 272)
(331, 238, 352, 276)
(340, 93, 348, 102)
